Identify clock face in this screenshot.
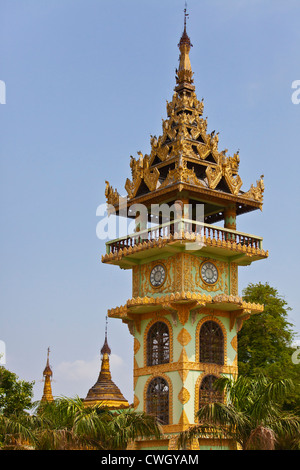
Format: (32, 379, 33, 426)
(201, 261, 218, 285)
(150, 264, 166, 287)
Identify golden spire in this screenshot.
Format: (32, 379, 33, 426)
(103, 5, 264, 225)
(175, 4, 195, 94)
(41, 347, 54, 403)
(83, 318, 129, 408)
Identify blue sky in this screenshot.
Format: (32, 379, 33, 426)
(0, 0, 299, 403)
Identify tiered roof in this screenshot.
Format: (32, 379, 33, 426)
(105, 19, 264, 225)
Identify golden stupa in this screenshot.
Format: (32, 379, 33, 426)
(83, 321, 129, 409)
(41, 347, 54, 403)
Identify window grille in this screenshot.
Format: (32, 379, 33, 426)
(199, 374, 223, 407)
(199, 320, 224, 365)
(146, 377, 169, 425)
(147, 321, 170, 366)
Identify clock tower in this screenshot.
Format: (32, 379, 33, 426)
(102, 14, 267, 450)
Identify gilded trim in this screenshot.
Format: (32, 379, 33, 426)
(134, 359, 237, 378)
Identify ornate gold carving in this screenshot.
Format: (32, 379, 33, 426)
(107, 292, 264, 321)
(206, 151, 243, 195)
(134, 358, 237, 380)
(178, 387, 190, 404)
(175, 253, 184, 293)
(132, 266, 139, 298)
(132, 248, 223, 301)
(125, 152, 160, 198)
(243, 175, 264, 203)
(168, 436, 179, 450)
(159, 156, 204, 190)
(105, 181, 121, 206)
(230, 263, 238, 296)
(171, 302, 196, 325)
(177, 328, 192, 346)
(183, 252, 195, 292)
(143, 156, 160, 192)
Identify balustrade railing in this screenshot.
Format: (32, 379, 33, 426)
(106, 219, 263, 255)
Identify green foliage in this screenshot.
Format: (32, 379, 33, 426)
(0, 367, 34, 417)
(238, 282, 300, 411)
(238, 282, 294, 375)
(179, 374, 300, 450)
(0, 396, 162, 450)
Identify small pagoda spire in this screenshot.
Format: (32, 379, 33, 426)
(101, 316, 111, 355)
(41, 347, 54, 403)
(83, 319, 129, 408)
(175, 3, 195, 94)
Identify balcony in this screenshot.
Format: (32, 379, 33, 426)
(102, 218, 268, 268)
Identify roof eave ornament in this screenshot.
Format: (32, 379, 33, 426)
(178, 3, 192, 48)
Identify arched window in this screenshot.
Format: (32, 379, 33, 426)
(146, 377, 169, 425)
(199, 320, 224, 365)
(199, 375, 223, 407)
(146, 321, 170, 366)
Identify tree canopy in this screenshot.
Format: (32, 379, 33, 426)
(238, 282, 300, 411)
(0, 367, 34, 417)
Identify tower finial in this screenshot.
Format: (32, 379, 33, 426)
(178, 2, 192, 48)
(101, 316, 111, 355)
(184, 2, 189, 32)
(175, 3, 194, 93)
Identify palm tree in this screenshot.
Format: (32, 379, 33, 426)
(0, 396, 162, 450)
(178, 375, 300, 450)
